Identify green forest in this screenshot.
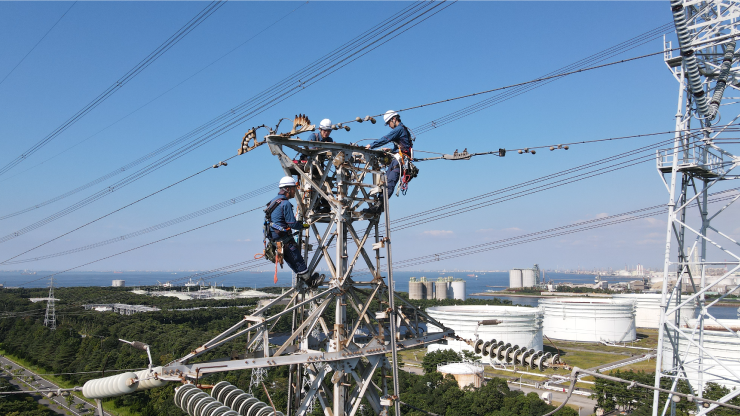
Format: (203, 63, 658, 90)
(0, 286, 594, 415)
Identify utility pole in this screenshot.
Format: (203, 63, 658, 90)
(43, 277, 56, 330)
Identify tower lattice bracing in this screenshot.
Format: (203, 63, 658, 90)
(655, 1, 740, 415)
(158, 123, 453, 416)
(44, 277, 56, 330)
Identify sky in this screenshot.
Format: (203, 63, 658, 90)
(0, 1, 738, 278)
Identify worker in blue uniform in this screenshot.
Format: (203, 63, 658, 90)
(308, 119, 334, 143)
(364, 110, 412, 213)
(265, 177, 322, 287)
(303, 118, 334, 214)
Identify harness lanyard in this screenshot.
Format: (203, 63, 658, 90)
(274, 241, 285, 284)
(274, 250, 279, 284)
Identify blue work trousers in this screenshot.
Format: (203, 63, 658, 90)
(386, 158, 400, 198)
(281, 238, 308, 275)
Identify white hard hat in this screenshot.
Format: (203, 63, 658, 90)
(383, 110, 398, 125)
(279, 176, 297, 188)
(319, 119, 332, 131)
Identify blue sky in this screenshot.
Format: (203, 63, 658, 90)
(1, 1, 737, 276)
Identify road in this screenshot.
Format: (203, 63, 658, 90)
(0, 354, 101, 415)
(510, 385, 596, 414)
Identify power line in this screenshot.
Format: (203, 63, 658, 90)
(0, 1, 310, 188)
(413, 124, 740, 161)
(0, 155, 238, 263)
(338, 21, 676, 130)
(0, 2, 77, 88)
(164, 138, 706, 282)
(391, 135, 702, 230)
(159, 140, 728, 285)
(0, 13, 672, 226)
(0, 0, 451, 241)
(3, 183, 275, 265)
(5, 135, 652, 268)
(365, 190, 739, 273)
(16, 206, 263, 286)
(0, 0, 227, 177)
(150, 188, 737, 283)
(391, 143, 690, 232)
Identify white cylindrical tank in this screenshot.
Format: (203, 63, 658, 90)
(541, 298, 636, 343)
(437, 362, 484, 388)
(435, 282, 448, 300)
(661, 319, 740, 390)
(450, 280, 466, 301)
(409, 281, 423, 300)
(612, 294, 696, 328)
(423, 281, 435, 300)
(522, 269, 536, 287)
(426, 305, 543, 350)
(112, 280, 125, 287)
(509, 270, 522, 288)
(82, 372, 138, 399)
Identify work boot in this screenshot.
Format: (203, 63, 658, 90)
(296, 271, 312, 285)
(307, 273, 326, 288)
(361, 202, 383, 215)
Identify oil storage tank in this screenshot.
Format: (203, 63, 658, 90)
(435, 280, 448, 300)
(426, 305, 543, 354)
(663, 319, 740, 390)
(522, 269, 536, 287)
(437, 362, 484, 388)
(613, 293, 696, 329)
(541, 297, 636, 343)
(450, 279, 466, 301)
(409, 278, 423, 300)
(509, 270, 522, 289)
(422, 278, 435, 300)
(112, 280, 125, 287)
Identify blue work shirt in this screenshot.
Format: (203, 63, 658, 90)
(267, 192, 302, 240)
(369, 122, 412, 154)
(309, 132, 333, 143)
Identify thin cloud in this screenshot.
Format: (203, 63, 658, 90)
(422, 230, 453, 237)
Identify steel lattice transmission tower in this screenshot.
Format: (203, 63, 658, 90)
(43, 277, 56, 330)
(655, 1, 740, 415)
(158, 118, 452, 416)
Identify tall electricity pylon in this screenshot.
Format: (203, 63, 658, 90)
(159, 118, 452, 416)
(655, 2, 740, 415)
(44, 277, 56, 330)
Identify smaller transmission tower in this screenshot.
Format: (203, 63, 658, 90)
(43, 277, 56, 330)
(249, 367, 267, 395)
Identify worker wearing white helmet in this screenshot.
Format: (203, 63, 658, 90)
(301, 118, 335, 214)
(263, 176, 322, 287)
(363, 110, 414, 212)
(307, 118, 334, 143)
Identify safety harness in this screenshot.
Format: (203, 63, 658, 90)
(257, 196, 291, 283)
(396, 126, 419, 196)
